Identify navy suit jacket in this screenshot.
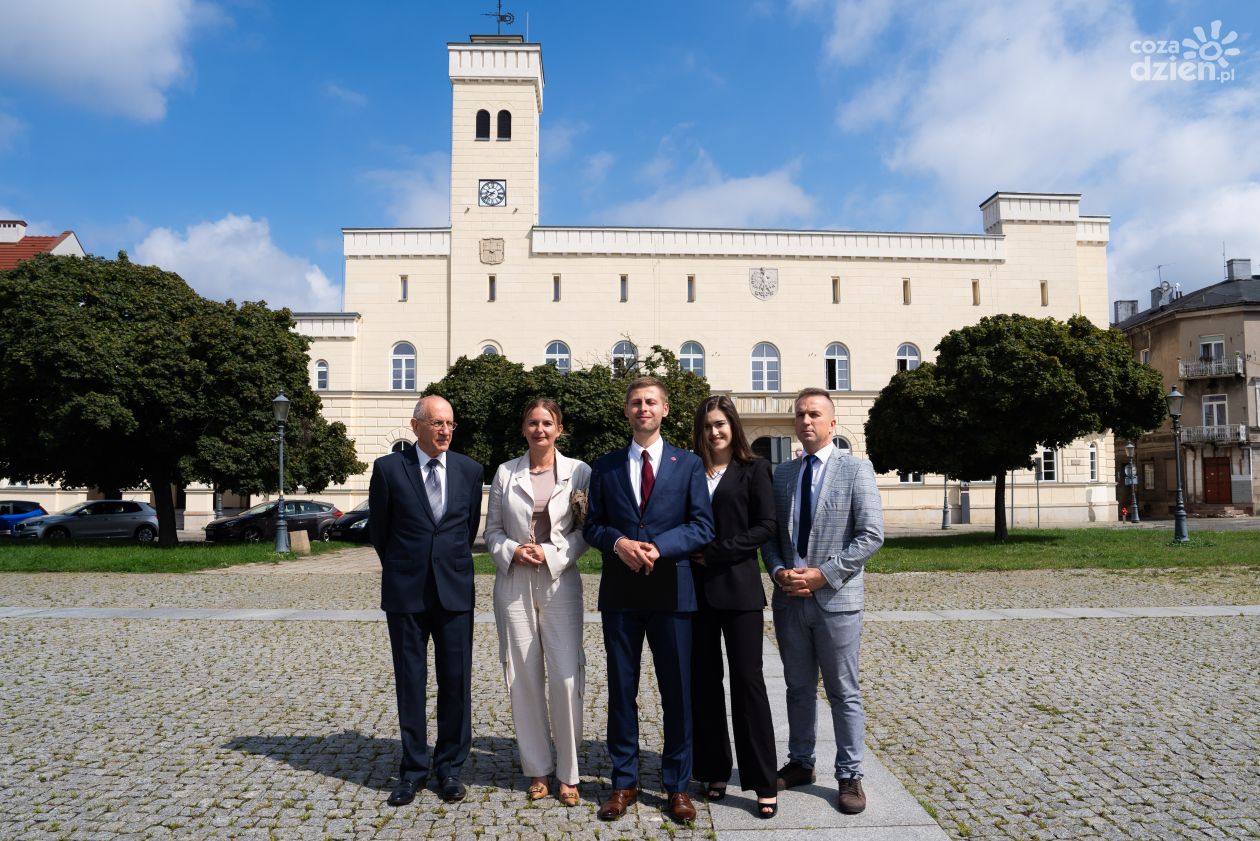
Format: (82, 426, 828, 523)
(368, 445, 484, 614)
(583, 440, 714, 612)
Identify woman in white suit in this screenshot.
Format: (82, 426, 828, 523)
(485, 398, 591, 806)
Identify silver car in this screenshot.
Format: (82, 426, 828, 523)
(15, 500, 160, 543)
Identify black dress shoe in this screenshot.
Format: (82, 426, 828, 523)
(438, 776, 467, 803)
(387, 778, 420, 807)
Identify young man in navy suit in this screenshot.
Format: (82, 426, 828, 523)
(583, 376, 715, 823)
(369, 395, 484, 807)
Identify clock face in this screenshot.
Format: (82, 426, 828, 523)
(478, 179, 506, 207)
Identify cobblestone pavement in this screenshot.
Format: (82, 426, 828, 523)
(1, 563, 1257, 840)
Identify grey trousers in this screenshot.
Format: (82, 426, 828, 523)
(772, 598, 864, 779)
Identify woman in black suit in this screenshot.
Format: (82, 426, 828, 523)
(690, 395, 779, 818)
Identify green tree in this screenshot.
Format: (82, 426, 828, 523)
(424, 343, 709, 480)
(865, 314, 1165, 541)
(0, 253, 364, 545)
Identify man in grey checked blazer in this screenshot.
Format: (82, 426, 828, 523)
(763, 387, 884, 814)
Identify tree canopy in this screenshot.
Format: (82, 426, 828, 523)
(0, 253, 364, 545)
(865, 314, 1165, 541)
(423, 344, 709, 481)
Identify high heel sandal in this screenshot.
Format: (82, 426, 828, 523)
(705, 782, 728, 801)
(757, 798, 779, 819)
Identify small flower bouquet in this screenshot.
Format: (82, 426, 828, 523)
(569, 489, 588, 530)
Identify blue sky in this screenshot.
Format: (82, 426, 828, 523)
(1, 0, 1257, 312)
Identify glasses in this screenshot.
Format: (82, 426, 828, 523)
(415, 420, 458, 431)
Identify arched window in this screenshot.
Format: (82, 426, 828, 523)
(475, 109, 490, 140)
(497, 109, 512, 140)
(825, 342, 850, 391)
(751, 342, 780, 392)
(896, 343, 921, 372)
(679, 341, 705, 377)
(611, 340, 638, 376)
(545, 340, 571, 374)
(480, 344, 499, 356)
(391, 342, 417, 391)
(314, 360, 329, 391)
(391, 440, 414, 454)
(833, 436, 851, 451)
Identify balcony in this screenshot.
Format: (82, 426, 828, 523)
(1178, 355, 1244, 379)
(1180, 424, 1249, 445)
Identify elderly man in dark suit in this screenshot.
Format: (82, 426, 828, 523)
(583, 376, 715, 823)
(764, 387, 884, 815)
(369, 395, 484, 807)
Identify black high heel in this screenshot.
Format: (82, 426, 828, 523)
(757, 798, 778, 819)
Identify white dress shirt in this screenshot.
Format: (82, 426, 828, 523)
(627, 437, 665, 509)
(793, 443, 836, 565)
(420, 449, 447, 516)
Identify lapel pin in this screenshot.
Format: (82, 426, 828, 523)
(670, 456, 677, 462)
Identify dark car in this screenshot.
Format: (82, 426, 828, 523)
(204, 499, 342, 543)
(15, 500, 159, 542)
(327, 499, 370, 542)
(0, 500, 49, 537)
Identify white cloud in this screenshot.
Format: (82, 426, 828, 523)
(583, 151, 615, 186)
(134, 214, 341, 311)
(542, 119, 588, 159)
(607, 162, 817, 228)
(323, 82, 367, 107)
(362, 152, 450, 227)
(0, 111, 24, 153)
(817, 0, 1260, 302)
(0, 0, 218, 121)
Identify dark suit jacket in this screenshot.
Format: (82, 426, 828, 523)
(368, 446, 484, 614)
(695, 457, 776, 611)
(583, 440, 715, 612)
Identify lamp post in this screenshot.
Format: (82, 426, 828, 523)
(1165, 387, 1189, 543)
(1124, 441, 1140, 523)
(273, 393, 291, 553)
(941, 476, 951, 530)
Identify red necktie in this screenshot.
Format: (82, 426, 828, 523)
(640, 451, 654, 512)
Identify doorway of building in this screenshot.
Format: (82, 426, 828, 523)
(1203, 456, 1231, 504)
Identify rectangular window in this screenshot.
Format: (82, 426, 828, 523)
(1140, 348, 1151, 364)
(1089, 446, 1098, 482)
(832, 276, 841, 304)
(1038, 447, 1057, 482)
(971, 279, 980, 306)
(488, 275, 496, 302)
(553, 274, 561, 302)
(1164, 458, 1177, 491)
(1199, 336, 1224, 363)
(1143, 462, 1155, 491)
(897, 470, 924, 484)
(686, 274, 696, 303)
(1040, 280, 1049, 307)
(902, 277, 911, 305)
(400, 275, 409, 302)
(1203, 394, 1227, 427)
(619, 274, 628, 303)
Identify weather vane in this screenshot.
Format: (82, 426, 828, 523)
(482, 0, 515, 34)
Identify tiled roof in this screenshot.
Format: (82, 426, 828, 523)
(1117, 277, 1260, 330)
(0, 232, 73, 271)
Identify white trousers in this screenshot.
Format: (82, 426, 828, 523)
(493, 562, 586, 784)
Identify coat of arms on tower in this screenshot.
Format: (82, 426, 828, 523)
(479, 237, 505, 265)
(749, 267, 778, 300)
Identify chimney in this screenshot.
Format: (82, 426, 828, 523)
(1226, 258, 1252, 281)
(1113, 300, 1138, 324)
(1151, 282, 1172, 309)
(0, 220, 26, 244)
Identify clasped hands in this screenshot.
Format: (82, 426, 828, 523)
(511, 543, 546, 567)
(775, 566, 825, 597)
(614, 537, 659, 574)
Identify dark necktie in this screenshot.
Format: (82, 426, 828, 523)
(640, 450, 654, 513)
(796, 454, 818, 562)
(425, 458, 444, 520)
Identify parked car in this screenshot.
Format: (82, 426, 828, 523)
(203, 499, 342, 543)
(15, 500, 159, 542)
(0, 500, 48, 537)
(327, 499, 370, 542)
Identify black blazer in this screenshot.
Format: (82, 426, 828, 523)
(695, 457, 776, 611)
(368, 445, 484, 614)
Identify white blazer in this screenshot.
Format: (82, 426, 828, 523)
(485, 450, 592, 580)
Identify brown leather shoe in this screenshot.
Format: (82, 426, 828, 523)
(668, 792, 697, 823)
(837, 777, 866, 814)
(598, 788, 638, 821)
(776, 761, 816, 790)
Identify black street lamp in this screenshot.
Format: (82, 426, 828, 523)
(1125, 441, 1140, 523)
(273, 393, 291, 553)
(1165, 387, 1189, 543)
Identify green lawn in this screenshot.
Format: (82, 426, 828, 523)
(1, 527, 1257, 574)
(0, 539, 347, 573)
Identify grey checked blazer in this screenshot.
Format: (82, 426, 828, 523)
(762, 446, 884, 612)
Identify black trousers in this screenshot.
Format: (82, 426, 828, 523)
(386, 607, 473, 782)
(690, 606, 778, 797)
